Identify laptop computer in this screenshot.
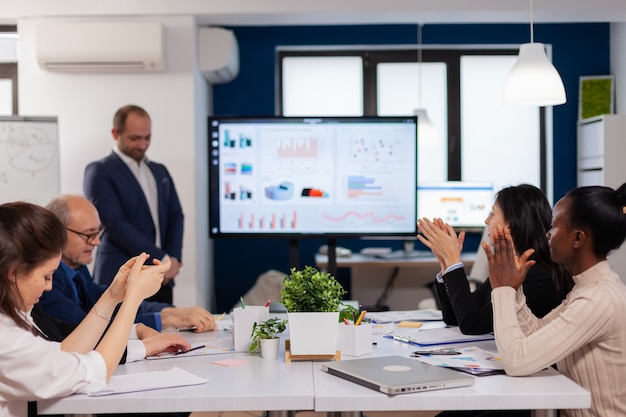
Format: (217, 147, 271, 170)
(321, 355, 474, 395)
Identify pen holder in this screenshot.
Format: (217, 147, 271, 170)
(337, 322, 373, 357)
(233, 306, 269, 352)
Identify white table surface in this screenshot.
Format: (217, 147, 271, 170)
(37, 317, 591, 416)
(313, 336, 591, 415)
(37, 325, 314, 415)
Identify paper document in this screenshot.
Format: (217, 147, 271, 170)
(366, 309, 443, 323)
(86, 367, 208, 396)
(413, 346, 505, 376)
(146, 340, 234, 360)
(385, 326, 494, 346)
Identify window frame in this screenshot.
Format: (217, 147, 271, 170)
(278, 47, 547, 190)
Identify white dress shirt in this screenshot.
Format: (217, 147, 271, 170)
(0, 312, 107, 417)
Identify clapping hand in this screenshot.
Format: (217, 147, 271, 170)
(125, 254, 170, 302)
(108, 255, 143, 303)
(482, 225, 534, 289)
(417, 217, 465, 271)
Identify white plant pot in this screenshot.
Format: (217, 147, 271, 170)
(260, 338, 280, 359)
(337, 322, 373, 356)
(287, 311, 339, 355)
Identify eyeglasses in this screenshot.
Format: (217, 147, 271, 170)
(66, 225, 105, 245)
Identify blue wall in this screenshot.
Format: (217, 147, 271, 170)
(211, 23, 610, 313)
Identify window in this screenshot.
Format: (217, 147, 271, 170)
(282, 56, 363, 116)
(279, 47, 549, 195)
(0, 27, 18, 115)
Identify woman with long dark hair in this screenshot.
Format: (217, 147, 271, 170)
(0, 202, 173, 417)
(418, 184, 573, 335)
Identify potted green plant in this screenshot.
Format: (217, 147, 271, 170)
(281, 266, 346, 355)
(249, 317, 287, 359)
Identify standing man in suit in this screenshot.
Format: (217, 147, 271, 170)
(84, 104, 183, 304)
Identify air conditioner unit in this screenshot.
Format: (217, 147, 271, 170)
(198, 27, 239, 84)
(35, 21, 164, 72)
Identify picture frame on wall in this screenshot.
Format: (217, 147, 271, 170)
(579, 75, 615, 121)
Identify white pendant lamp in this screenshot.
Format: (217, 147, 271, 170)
(502, 0, 566, 106)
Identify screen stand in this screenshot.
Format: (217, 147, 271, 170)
(326, 238, 338, 278)
(289, 238, 299, 269)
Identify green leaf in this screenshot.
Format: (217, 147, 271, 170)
(249, 317, 288, 353)
(280, 266, 346, 312)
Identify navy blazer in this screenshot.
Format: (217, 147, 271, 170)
(83, 151, 184, 287)
(39, 261, 171, 330)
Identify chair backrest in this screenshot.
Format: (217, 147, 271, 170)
(469, 227, 489, 283)
(234, 269, 286, 312)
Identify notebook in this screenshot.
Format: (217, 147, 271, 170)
(321, 355, 474, 395)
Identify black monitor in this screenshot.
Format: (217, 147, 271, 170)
(208, 116, 418, 238)
(417, 181, 493, 231)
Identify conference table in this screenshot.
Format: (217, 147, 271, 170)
(37, 316, 590, 417)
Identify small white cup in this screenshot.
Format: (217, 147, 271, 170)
(232, 306, 270, 352)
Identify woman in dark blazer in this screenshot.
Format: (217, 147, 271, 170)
(417, 184, 573, 335)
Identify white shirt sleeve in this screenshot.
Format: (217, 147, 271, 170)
(125, 339, 147, 363)
(0, 315, 107, 402)
(129, 323, 139, 340)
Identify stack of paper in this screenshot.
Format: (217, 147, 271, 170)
(147, 340, 234, 360)
(413, 346, 505, 376)
(366, 309, 443, 323)
(387, 326, 494, 346)
(87, 367, 208, 396)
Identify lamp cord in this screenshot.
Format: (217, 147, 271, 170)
(530, 0, 534, 43)
(417, 23, 423, 107)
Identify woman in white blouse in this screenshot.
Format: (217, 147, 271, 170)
(486, 183, 626, 417)
(0, 201, 182, 417)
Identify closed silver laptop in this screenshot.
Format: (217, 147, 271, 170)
(321, 355, 474, 395)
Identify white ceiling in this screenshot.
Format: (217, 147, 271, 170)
(3, 0, 626, 26)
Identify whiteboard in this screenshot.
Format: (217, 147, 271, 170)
(0, 116, 59, 205)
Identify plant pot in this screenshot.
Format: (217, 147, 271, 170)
(287, 311, 339, 355)
(337, 322, 373, 356)
(260, 338, 280, 359)
(232, 306, 269, 352)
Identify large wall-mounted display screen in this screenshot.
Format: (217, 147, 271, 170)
(208, 116, 418, 238)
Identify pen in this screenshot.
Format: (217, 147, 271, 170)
(391, 335, 414, 343)
(343, 317, 350, 326)
(240, 296, 245, 309)
(175, 345, 206, 355)
(412, 349, 461, 356)
(177, 326, 197, 332)
(264, 298, 271, 308)
(216, 312, 226, 321)
(355, 309, 367, 326)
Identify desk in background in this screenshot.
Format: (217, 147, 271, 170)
(315, 251, 477, 310)
(37, 316, 590, 417)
